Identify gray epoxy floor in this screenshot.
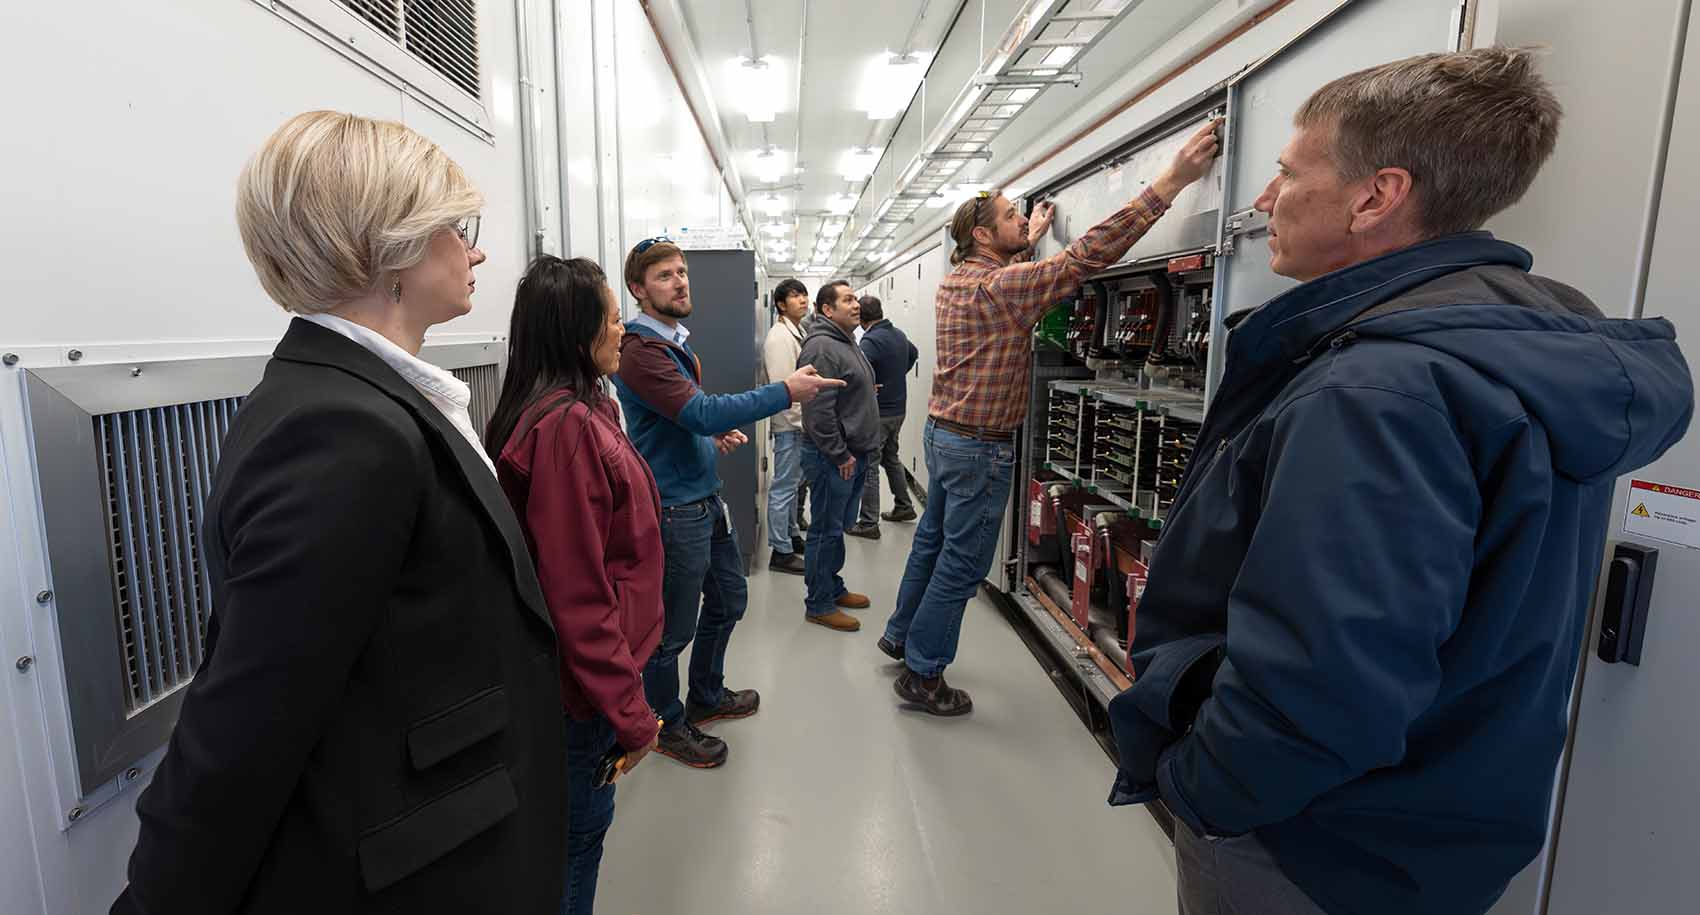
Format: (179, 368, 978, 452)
(596, 520, 1177, 915)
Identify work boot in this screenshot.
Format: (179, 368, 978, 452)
(846, 521, 881, 540)
(686, 688, 761, 726)
(877, 636, 905, 662)
(769, 550, 805, 575)
(655, 721, 729, 768)
(807, 610, 862, 632)
(836, 591, 871, 610)
(882, 507, 918, 523)
(894, 670, 974, 717)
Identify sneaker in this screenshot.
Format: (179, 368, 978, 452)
(655, 721, 729, 768)
(882, 507, 918, 523)
(769, 550, 805, 575)
(894, 670, 974, 717)
(846, 522, 881, 540)
(877, 636, 905, 662)
(836, 591, 871, 610)
(686, 688, 761, 726)
(807, 610, 862, 632)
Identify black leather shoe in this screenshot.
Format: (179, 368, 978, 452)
(792, 536, 807, 555)
(894, 670, 973, 716)
(877, 636, 905, 662)
(655, 721, 729, 768)
(769, 550, 805, 575)
(846, 522, 881, 540)
(686, 688, 761, 726)
(882, 507, 918, 523)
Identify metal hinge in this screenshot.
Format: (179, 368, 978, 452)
(1219, 206, 1271, 256)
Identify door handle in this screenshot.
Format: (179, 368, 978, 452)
(1598, 542, 1659, 665)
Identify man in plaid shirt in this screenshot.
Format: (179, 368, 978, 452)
(880, 119, 1222, 715)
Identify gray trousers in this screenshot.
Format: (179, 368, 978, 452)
(1175, 822, 1327, 915)
(859, 414, 913, 523)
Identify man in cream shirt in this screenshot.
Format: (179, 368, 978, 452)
(763, 279, 810, 574)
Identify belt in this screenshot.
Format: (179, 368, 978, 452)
(930, 416, 1017, 442)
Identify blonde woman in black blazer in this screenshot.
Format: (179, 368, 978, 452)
(113, 111, 566, 914)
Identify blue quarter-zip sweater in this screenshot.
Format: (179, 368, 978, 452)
(613, 320, 791, 507)
(1107, 233, 1692, 915)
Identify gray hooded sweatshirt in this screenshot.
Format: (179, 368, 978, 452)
(799, 314, 882, 464)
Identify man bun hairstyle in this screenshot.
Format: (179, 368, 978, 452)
(947, 192, 999, 265)
(1295, 46, 1562, 237)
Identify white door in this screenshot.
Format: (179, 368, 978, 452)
(1208, 0, 1471, 396)
(1542, 8, 1700, 913)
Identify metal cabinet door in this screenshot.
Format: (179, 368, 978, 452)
(1543, 8, 1700, 913)
(1207, 0, 1470, 398)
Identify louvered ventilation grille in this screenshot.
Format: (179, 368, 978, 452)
(97, 399, 242, 713)
(451, 363, 500, 435)
(337, 0, 480, 97)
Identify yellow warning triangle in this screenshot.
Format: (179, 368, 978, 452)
(1632, 503, 1652, 518)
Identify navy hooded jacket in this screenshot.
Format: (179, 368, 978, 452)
(1106, 233, 1692, 915)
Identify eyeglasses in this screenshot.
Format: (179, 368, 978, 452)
(634, 236, 672, 255)
(454, 215, 482, 249)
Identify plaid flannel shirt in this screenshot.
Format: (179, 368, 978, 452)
(928, 187, 1172, 432)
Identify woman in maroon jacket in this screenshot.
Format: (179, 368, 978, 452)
(486, 256, 664, 915)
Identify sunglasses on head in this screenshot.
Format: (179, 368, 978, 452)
(633, 236, 672, 255)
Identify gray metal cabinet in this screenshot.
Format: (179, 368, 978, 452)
(680, 249, 764, 571)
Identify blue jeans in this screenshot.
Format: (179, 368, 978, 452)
(801, 442, 871, 617)
(883, 420, 1016, 678)
(767, 429, 805, 554)
(561, 714, 617, 915)
(643, 496, 748, 726)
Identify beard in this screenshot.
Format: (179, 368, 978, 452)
(651, 296, 692, 319)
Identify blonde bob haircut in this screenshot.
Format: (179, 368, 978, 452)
(236, 110, 484, 314)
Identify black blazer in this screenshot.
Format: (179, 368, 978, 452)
(114, 320, 567, 914)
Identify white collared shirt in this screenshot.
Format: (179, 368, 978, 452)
(630, 311, 690, 346)
(300, 313, 498, 478)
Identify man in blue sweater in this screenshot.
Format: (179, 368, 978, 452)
(613, 239, 842, 768)
(847, 294, 920, 539)
(1107, 49, 1692, 914)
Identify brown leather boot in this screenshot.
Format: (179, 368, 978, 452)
(836, 592, 871, 610)
(807, 610, 862, 632)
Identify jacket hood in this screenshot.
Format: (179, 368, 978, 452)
(805, 316, 857, 346)
(1348, 257, 1692, 484)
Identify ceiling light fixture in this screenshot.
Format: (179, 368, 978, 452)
(841, 147, 880, 181)
(827, 192, 858, 214)
(729, 56, 783, 123)
(755, 193, 789, 217)
(761, 222, 791, 237)
(820, 221, 846, 237)
(859, 51, 928, 121)
(750, 147, 789, 185)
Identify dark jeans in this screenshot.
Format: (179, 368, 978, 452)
(883, 420, 1015, 678)
(1175, 821, 1327, 914)
(643, 496, 747, 727)
(859, 414, 913, 524)
(801, 441, 871, 617)
(561, 714, 618, 915)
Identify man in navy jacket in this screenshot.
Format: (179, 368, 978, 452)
(612, 239, 841, 768)
(1107, 49, 1693, 915)
(848, 294, 920, 539)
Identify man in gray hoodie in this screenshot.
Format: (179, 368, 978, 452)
(798, 280, 882, 632)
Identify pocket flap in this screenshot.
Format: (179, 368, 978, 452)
(358, 766, 518, 892)
(406, 687, 509, 771)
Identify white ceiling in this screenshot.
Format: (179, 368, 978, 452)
(676, 0, 1223, 277)
(679, 0, 961, 276)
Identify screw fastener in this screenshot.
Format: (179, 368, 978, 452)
(2, 353, 17, 366)
(36, 590, 52, 604)
(67, 806, 85, 823)
(67, 349, 83, 362)
(15, 657, 33, 673)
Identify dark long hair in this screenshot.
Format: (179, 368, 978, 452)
(484, 255, 615, 461)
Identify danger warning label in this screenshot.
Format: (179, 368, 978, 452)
(1625, 480, 1700, 549)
